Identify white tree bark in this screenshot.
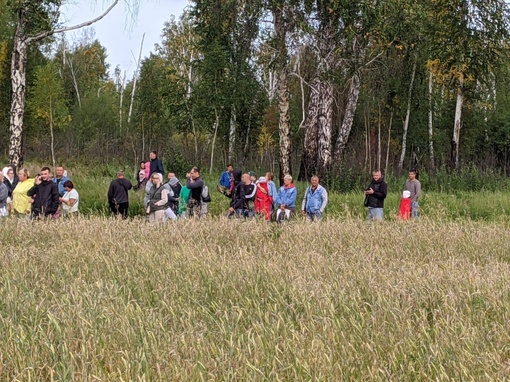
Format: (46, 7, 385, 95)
(428, 71, 435, 170)
(9, 0, 120, 166)
(128, 33, 145, 125)
(398, 59, 417, 169)
(452, 81, 464, 168)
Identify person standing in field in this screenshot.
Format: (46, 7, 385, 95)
(107, 170, 132, 219)
(12, 167, 35, 218)
(52, 165, 70, 197)
(186, 167, 204, 218)
(218, 164, 233, 195)
(229, 173, 256, 218)
(149, 151, 164, 177)
(147, 173, 169, 223)
(59, 180, 79, 216)
(164, 172, 182, 215)
(27, 166, 60, 219)
(364, 170, 387, 221)
(301, 175, 328, 221)
(0, 172, 9, 217)
(275, 174, 297, 221)
(405, 169, 422, 218)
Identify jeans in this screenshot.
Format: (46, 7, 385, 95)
(306, 211, 323, 221)
(411, 201, 419, 218)
(367, 207, 384, 221)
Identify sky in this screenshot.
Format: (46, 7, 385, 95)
(60, 0, 190, 78)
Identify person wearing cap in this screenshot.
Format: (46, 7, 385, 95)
(405, 169, 421, 218)
(107, 170, 133, 219)
(301, 175, 328, 221)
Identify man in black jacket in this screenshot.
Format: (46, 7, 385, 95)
(108, 170, 133, 219)
(364, 170, 387, 221)
(149, 151, 164, 176)
(27, 166, 59, 219)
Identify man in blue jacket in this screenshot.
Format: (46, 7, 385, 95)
(301, 176, 328, 221)
(52, 165, 70, 197)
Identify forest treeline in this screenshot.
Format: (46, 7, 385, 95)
(1, 0, 510, 188)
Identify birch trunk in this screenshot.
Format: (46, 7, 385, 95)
(8, 0, 119, 167)
(316, 81, 334, 181)
(9, 14, 28, 167)
(273, 4, 292, 183)
(299, 79, 320, 180)
(428, 71, 435, 170)
(333, 71, 361, 162)
(451, 84, 464, 169)
(228, 107, 236, 163)
(210, 108, 220, 174)
(398, 59, 417, 169)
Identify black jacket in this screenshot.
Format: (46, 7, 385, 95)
(27, 180, 59, 217)
(365, 176, 387, 208)
(231, 183, 255, 210)
(149, 158, 164, 176)
(108, 178, 133, 204)
(186, 177, 204, 203)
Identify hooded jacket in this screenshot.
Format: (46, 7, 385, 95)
(302, 185, 328, 214)
(275, 183, 297, 208)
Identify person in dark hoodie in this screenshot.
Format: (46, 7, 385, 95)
(27, 166, 59, 219)
(364, 170, 388, 221)
(107, 170, 133, 219)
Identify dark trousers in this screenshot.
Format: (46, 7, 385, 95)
(110, 202, 129, 219)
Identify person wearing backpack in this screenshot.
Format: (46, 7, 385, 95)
(200, 183, 211, 218)
(301, 176, 328, 221)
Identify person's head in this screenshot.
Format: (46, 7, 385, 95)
(409, 170, 417, 181)
(242, 173, 251, 185)
(150, 151, 158, 160)
(117, 170, 125, 179)
(55, 166, 64, 178)
(6, 167, 14, 180)
(151, 172, 163, 185)
(0, 172, 4, 182)
(311, 176, 319, 188)
(227, 164, 233, 172)
(249, 171, 257, 182)
(372, 170, 382, 182)
(283, 174, 292, 186)
(265, 172, 273, 181)
(140, 161, 146, 169)
(190, 167, 200, 180)
(40, 167, 51, 181)
(18, 168, 29, 181)
(63, 180, 74, 191)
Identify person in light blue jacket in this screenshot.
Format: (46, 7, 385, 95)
(275, 174, 297, 221)
(301, 176, 328, 221)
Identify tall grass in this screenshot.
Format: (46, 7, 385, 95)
(1, 217, 510, 380)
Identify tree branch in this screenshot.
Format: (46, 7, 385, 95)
(27, 0, 120, 44)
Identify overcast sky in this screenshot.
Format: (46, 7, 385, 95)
(60, 0, 189, 78)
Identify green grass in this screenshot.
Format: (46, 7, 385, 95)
(1, 217, 510, 380)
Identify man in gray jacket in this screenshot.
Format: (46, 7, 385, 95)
(405, 170, 422, 218)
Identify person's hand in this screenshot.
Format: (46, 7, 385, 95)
(229, 207, 234, 213)
(59, 197, 64, 203)
(35, 176, 42, 185)
(365, 188, 374, 195)
(301, 210, 306, 216)
(281, 204, 286, 210)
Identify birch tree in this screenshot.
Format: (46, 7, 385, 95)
(8, 0, 123, 167)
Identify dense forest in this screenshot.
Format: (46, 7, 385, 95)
(1, 0, 510, 186)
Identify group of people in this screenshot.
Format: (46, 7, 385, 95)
(0, 164, 79, 219)
(0, 148, 421, 222)
(218, 165, 328, 222)
(363, 169, 422, 220)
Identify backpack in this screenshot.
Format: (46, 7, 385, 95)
(201, 184, 211, 203)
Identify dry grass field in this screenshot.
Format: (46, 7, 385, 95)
(1, 216, 510, 381)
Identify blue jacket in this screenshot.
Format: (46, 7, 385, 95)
(275, 184, 297, 208)
(219, 171, 232, 188)
(267, 180, 278, 200)
(301, 185, 328, 214)
(53, 176, 70, 196)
